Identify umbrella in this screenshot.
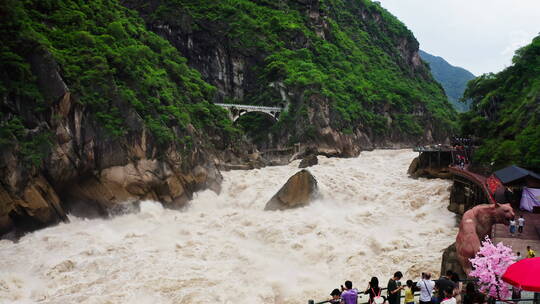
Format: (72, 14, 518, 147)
(502, 257, 540, 292)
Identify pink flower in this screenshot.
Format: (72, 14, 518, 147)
(469, 236, 515, 299)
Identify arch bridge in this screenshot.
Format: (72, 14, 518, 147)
(215, 103, 283, 122)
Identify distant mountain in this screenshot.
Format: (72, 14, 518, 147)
(420, 50, 475, 112)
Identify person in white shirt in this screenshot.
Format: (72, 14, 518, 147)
(440, 286, 457, 304)
(509, 218, 517, 236)
(416, 272, 435, 304)
(518, 215, 525, 234)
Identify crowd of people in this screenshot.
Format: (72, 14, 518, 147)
(451, 136, 473, 169)
(327, 270, 489, 304)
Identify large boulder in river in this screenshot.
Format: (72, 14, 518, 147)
(264, 170, 318, 211)
(298, 155, 318, 168)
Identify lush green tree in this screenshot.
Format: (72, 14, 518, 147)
(462, 35, 540, 171)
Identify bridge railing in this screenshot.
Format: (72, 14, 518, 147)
(214, 103, 283, 112)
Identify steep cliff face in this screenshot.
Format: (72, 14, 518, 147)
(123, 0, 457, 155)
(461, 35, 540, 171)
(0, 0, 249, 236)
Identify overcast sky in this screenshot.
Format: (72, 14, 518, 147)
(377, 0, 540, 75)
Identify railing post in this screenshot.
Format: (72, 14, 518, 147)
(308, 300, 315, 304)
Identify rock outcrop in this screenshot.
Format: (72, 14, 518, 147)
(299, 155, 318, 168)
(408, 153, 453, 179)
(264, 170, 318, 211)
(440, 243, 467, 279)
(0, 47, 231, 237)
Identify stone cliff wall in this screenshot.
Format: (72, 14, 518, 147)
(122, 0, 455, 155)
(0, 48, 229, 236)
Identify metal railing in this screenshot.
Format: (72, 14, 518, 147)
(214, 103, 283, 112)
(308, 287, 419, 304)
(308, 280, 540, 304)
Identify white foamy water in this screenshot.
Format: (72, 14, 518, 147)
(0, 150, 457, 304)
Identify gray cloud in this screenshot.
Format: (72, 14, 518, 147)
(377, 0, 540, 75)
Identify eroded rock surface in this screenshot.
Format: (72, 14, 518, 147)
(0, 48, 235, 237)
(264, 170, 318, 211)
(298, 155, 318, 168)
(408, 155, 453, 179)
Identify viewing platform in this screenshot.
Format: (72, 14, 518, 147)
(492, 211, 540, 258)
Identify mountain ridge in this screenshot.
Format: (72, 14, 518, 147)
(419, 50, 475, 112)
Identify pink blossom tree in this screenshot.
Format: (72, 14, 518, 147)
(469, 236, 516, 299)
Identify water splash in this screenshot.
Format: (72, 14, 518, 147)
(0, 150, 456, 303)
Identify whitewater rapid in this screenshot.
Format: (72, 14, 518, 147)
(0, 150, 457, 304)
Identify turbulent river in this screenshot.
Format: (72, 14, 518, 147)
(0, 150, 457, 304)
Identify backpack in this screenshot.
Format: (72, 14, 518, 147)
(373, 288, 385, 304)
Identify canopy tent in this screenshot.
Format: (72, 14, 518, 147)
(520, 187, 540, 212)
(494, 165, 540, 185)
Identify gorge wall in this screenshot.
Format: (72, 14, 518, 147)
(1, 0, 457, 236)
(123, 0, 458, 154)
(0, 0, 249, 236)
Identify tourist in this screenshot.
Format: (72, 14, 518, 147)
(387, 271, 404, 304)
(509, 217, 516, 236)
(365, 277, 385, 304)
(526, 246, 536, 258)
(440, 286, 456, 304)
(330, 288, 342, 304)
(511, 286, 522, 303)
(475, 293, 487, 304)
(434, 271, 455, 304)
(417, 272, 435, 304)
(450, 272, 462, 304)
(404, 280, 415, 304)
(463, 282, 476, 304)
(517, 215, 525, 234)
(341, 280, 358, 304)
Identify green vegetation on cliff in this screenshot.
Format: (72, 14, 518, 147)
(0, 0, 239, 164)
(130, 0, 457, 142)
(419, 50, 475, 112)
(1, 0, 458, 160)
(461, 35, 540, 171)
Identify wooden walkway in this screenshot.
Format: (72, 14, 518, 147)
(448, 165, 497, 204)
(493, 211, 540, 257)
